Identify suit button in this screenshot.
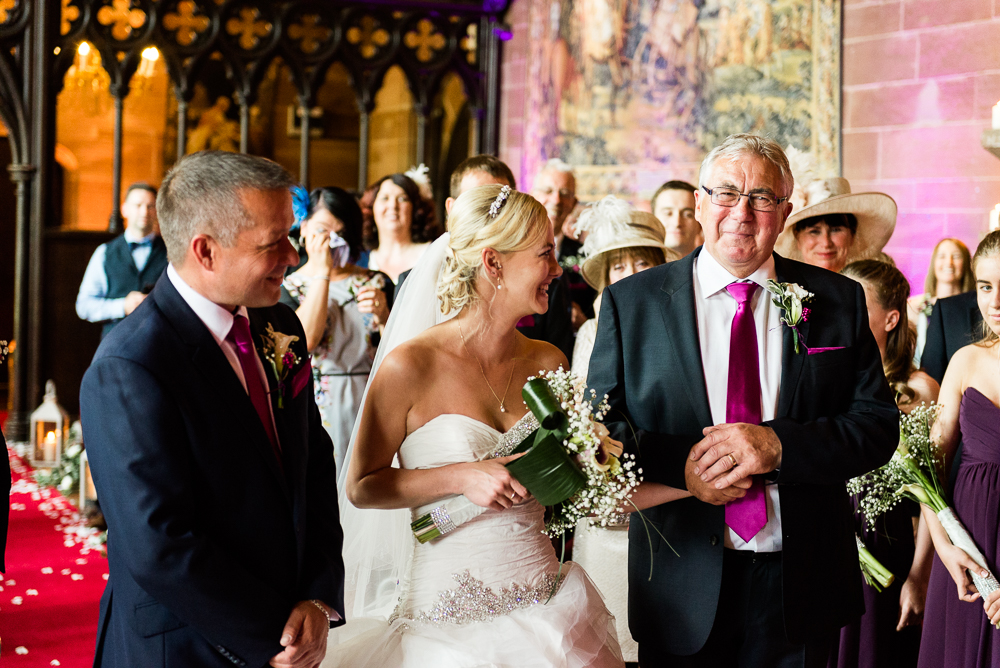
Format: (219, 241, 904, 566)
(710, 534, 719, 546)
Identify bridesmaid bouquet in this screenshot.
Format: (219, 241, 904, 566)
(848, 404, 1000, 609)
(411, 368, 642, 543)
(856, 533, 895, 592)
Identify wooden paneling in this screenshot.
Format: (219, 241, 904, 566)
(42, 230, 115, 417)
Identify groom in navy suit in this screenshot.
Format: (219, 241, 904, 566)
(81, 151, 344, 667)
(589, 135, 899, 667)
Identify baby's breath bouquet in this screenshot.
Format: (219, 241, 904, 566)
(411, 367, 641, 543)
(522, 368, 642, 538)
(849, 404, 1000, 609)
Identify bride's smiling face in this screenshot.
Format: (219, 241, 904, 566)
(497, 224, 562, 316)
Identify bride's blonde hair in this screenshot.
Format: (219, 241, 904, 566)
(438, 184, 548, 314)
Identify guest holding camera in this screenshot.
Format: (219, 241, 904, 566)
(282, 187, 393, 470)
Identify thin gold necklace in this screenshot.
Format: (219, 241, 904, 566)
(458, 320, 516, 413)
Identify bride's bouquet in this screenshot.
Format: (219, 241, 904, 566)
(411, 368, 642, 543)
(848, 404, 1000, 612)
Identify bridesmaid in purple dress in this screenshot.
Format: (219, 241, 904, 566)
(919, 230, 1000, 667)
(828, 260, 939, 668)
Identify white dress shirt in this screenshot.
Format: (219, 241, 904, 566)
(166, 265, 280, 443)
(693, 249, 783, 552)
(75, 228, 159, 322)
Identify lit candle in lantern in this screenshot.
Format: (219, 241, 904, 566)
(994, 101, 1000, 129)
(991, 204, 1000, 232)
(44, 431, 56, 462)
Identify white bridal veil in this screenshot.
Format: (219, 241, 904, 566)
(336, 233, 456, 620)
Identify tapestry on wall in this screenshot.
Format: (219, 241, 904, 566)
(521, 0, 841, 202)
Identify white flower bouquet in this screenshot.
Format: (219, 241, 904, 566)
(848, 404, 1000, 610)
(411, 368, 642, 543)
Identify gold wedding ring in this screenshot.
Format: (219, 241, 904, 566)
(374, 299, 380, 307)
(727, 453, 738, 469)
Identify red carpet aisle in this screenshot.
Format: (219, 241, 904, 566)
(1, 447, 108, 666)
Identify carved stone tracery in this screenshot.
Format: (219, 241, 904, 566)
(163, 1, 211, 47)
(0, 0, 511, 439)
(96, 0, 147, 42)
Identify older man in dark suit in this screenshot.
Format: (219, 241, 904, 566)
(81, 151, 344, 668)
(589, 134, 898, 667)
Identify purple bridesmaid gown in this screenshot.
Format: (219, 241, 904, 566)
(919, 387, 1000, 668)
(827, 498, 920, 668)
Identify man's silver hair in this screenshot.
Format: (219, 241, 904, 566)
(157, 151, 295, 264)
(697, 134, 793, 196)
(538, 157, 575, 176)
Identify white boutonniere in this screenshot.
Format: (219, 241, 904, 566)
(260, 323, 301, 408)
(918, 295, 934, 318)
(765, 279, 814, 354)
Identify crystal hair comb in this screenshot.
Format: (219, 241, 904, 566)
(489, 185, 512, 218)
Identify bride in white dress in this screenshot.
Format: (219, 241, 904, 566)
(323, 185, 622, 667)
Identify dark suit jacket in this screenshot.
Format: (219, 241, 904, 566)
(588, 249, 898, 655)
(558, 236, 597, 319)
(81, 275, 345, 668)
(920, 290, 981, 384)
(0, 426, 9, 573)
(516, 276, 575, 360)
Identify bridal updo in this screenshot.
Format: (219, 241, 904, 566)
(438, 184, 548, 314)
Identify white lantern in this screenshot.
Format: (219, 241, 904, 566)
(30, 380, 70, 468)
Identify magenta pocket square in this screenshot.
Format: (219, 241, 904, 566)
(806, 346, 846, 356)
(291, 362, 312, 398)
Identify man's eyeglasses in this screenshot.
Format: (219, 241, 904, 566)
(702, 186, 787, 212)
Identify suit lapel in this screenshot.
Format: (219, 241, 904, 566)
(152, 277, 291, 502)
(247, 309, 306, 481)
(773, 254, 808, 418)
(659, 253, 713, 427)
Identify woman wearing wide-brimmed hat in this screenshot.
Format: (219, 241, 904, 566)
(570, 196, 681, 664)
(571, 198, 681, 379)
(773, 177, 897, 274)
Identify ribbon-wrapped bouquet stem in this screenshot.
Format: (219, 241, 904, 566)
(849, 404, 1000, 615)
(411, 368, 641, 543)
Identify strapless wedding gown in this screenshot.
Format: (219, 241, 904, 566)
(323, 413, 623, 667)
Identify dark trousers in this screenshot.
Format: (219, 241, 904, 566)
(640, 549, 830, 668)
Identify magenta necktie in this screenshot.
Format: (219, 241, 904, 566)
(724, 282, 767, 542)
(227, 315, 282, 466)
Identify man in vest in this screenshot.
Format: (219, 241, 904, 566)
(76, 183, 170, 338)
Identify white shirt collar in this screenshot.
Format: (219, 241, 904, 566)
(166, 264, 248, 345)
(696, 247, 777, 298)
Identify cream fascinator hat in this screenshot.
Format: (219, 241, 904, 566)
(774, 147, 897, 262)
(577, 196, 674, 290)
